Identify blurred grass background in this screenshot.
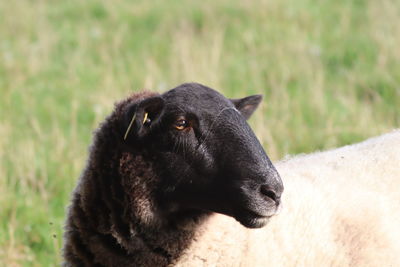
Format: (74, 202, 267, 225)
(0, 0, 399, 265)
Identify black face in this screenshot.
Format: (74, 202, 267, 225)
(123, 83, 283, 228)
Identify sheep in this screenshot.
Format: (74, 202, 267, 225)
(63, 82, 400, 267)
(172, 129, 400, 267)
(63, 83, 283, 266)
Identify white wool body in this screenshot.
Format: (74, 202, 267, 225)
(173, 130, 400, 267)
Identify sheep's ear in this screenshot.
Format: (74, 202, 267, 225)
(231, 95, 263, 120)
(124, 96, 165, 140)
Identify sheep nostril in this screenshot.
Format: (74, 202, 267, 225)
(260, 185, 280, 204)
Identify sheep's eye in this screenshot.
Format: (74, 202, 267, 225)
(174, 119, 188, 130)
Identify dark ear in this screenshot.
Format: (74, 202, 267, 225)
(231, 95, 263, 120)
(123, 96, 165, 140)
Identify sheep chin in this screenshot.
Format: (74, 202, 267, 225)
(235, 214, 272, 229)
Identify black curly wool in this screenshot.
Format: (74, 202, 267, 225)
(63, 92, 205, 266)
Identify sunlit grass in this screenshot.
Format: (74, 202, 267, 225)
(1, 0, 399, 265)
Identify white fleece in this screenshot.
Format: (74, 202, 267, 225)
(172, 130, 400, 267)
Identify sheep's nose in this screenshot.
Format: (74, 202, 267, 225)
(260, 185, 281, 205)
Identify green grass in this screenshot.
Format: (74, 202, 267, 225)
(0, 0, 399, 265)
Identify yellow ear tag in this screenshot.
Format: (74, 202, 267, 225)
(142, 112, 149, 124)
(124, 113, 137, 141)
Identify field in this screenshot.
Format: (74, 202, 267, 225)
(0, 0, 399, 265)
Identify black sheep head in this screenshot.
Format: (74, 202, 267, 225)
(122, 83, 283, 229)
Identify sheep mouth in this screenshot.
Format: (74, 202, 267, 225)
(234, 209, 273, 229)
(229, 193, 280, 228)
